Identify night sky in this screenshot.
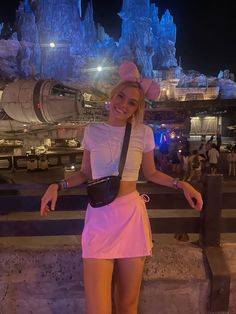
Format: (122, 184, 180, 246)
(1, 0, 236, 77)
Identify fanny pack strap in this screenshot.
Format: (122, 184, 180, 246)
(118, 122, 132, 177)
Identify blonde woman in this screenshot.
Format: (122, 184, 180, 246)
(40, 62, 203, 314)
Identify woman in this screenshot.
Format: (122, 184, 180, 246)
(40, 62, 203, 314)
(208, 143, 220, 174)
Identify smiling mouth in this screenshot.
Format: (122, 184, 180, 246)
(114, 106, 126, 114)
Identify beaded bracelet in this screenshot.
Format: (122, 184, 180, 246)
(172, 177, 180, 189)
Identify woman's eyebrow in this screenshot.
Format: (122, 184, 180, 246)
(129, 98, 139, 103)
(119, 91, 139, 103)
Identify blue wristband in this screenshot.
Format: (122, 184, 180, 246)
(54, 180, 69, 191)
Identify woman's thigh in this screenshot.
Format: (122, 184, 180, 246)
(83, 258, 114, 314)
(114, 257, 146, 311)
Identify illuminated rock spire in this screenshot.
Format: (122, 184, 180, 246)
(119, 0, 150, 18)
(116, 0, 177, 76)
(77, 0, 82, 18)
(83, 0, 97, 47)
(24, 0, 31, 12)
(118, 0, 152, 77)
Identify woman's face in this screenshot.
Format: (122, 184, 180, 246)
(109, 86, 140, 125)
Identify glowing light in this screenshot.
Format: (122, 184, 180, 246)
(160, 133, 163, 143)
(82, 66, 117, 73)
(170, 131, 175, 139)
(49, 42, 56, 48)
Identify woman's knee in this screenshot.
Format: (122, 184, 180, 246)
(115, 294, 139, 314)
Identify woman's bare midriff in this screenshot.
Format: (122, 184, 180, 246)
(117, 181, 137, 197)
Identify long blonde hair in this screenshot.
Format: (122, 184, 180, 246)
(109, 80, 145, 124)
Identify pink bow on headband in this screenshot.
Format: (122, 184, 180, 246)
(118, 61, 160, 101)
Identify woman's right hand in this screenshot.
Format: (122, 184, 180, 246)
(40, 183, 59, 216)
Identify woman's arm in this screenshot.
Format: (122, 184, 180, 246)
(40, 149, 92, 216)
(63, 149, 92, 188)
(142, 150, 203, 211)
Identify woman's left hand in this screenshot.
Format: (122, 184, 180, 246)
(180, 181, 203, 211)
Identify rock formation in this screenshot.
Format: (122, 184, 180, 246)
(0, 0, 177, 81)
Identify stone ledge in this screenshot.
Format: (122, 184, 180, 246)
(0, 241, 235, 314)
(144, 244, 206, 280)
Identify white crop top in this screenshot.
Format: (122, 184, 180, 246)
(82, 122, 155, 181)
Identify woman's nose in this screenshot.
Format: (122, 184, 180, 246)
(120, 97, 128, 108)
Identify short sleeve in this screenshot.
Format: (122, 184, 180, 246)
(143, 125, 155, 153)
(81, 124, 91, 151)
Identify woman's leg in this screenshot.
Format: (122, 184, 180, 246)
(83, 258, 114, 314)
(114, 257, 146, 314)
(212, 164, 217, 174)
(210, 164, 215, 174)
(196, 169, 202, 181)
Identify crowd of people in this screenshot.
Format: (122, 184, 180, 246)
(156, 134, 236, 182)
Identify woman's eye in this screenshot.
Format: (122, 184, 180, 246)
(129, 101, 138, 106)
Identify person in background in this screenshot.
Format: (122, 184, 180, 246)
(198, 143, 207, 160)
(40, 61, 203, 314)
(170, 145, 181, 174)
(187, 150, 204, 182)
(158, 140, 169, 172)
(205, 137, 213, 162)
(208, 143, 220, 174)
(216, 133, 222, 153)
(181, 151, 191, 181)
(198, 143, 208, 174)
(227, 148, 236, 176)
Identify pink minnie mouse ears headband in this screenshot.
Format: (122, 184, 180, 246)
(118, 61, 160, 101)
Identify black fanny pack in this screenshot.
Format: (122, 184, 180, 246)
(87, 175, 121, 208)
(86, 122, 131, 208)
